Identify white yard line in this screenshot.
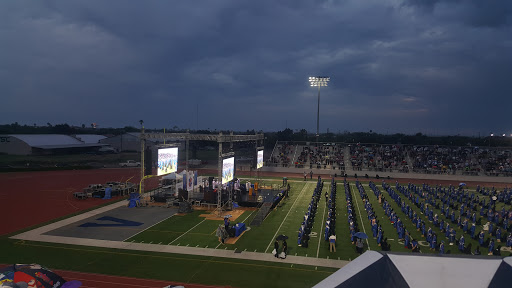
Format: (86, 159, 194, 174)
(351, 184, 371, 250)
(169, 219, 206, 245)
(123, 214, 176, 242)
(316, 183, 328, 258)
(264, 182, 311, 253)
(240, 210, 255, 223)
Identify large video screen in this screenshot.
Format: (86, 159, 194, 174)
(157, 147, 178, 176)
(222, 157, 234, 184)
(257, 150, 264, 169)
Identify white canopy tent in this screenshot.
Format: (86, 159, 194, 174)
(314, 251, 512, 288)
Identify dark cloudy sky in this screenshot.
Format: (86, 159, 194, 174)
(1, 0, 511, 136)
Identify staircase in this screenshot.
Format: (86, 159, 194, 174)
(250, 202, 273, 226)
(405, 148, 415, 170)
(344, 146, 353, 171)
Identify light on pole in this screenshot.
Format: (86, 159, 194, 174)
(309, 76, 330, 144)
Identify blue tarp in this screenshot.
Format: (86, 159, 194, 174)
(128, 192, 140, 208)
(102, 187, 112, 199)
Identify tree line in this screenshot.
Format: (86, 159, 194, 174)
(1, 123, 510, 149)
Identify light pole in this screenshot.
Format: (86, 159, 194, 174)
(309, 76, 330, 144)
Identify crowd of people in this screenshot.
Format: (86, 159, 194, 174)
(324, 178, 337, 252)
(344, 180, 361, 251)
(478, 149, 512, 176)
(408, 146, 479, 175)
(350, 144, 408, 173)
(268, 141, 512, 177)
(268, 143, 294, 167)
(384, 181, 512, 255)
(296, 144, 344, 170)
(298, 178, 323, 247)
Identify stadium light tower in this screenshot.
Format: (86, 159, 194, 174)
(309, 76, 330, 144)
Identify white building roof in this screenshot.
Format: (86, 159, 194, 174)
(10, 134, 84, 147)
(74, 134, 107, 144)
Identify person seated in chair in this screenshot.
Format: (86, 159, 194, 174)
(488, 238, 495, 255)
(479, 230, 485, 246)
(506, 232, 512, 248)
(411, 238, 419, 252)
(474, 245, 481, 255)
(459, 235, 465, 252)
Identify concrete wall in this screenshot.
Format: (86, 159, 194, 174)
(100, 134, 140, 152)
(260, 166, 512, 184)
(0, 135, 32, 155)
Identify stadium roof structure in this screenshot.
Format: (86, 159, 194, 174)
(314, 251, 512, 288)
(10, 134, 84, 147)
(8, 134, 105, 149)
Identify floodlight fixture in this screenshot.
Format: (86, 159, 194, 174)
(309, 76, 330, 87)
(309, 76, 330, 143)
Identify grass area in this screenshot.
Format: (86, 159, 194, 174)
(362, 181, 512, 256)
(129, 180, 362, 260)
(0, 238, 336, 288)
(3, 178, 512, 287)
(129, 178, 512, 259)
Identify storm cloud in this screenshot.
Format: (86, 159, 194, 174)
(1, 0, 511, 136)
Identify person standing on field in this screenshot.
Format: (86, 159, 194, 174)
(329, 234, 337, 252)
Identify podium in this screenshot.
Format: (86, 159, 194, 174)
(235, 223, 246, 237)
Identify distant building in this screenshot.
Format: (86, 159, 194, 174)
(0, 134, 106, 155)
(74, 134, 107, 144)
(100, 133, 160, 152)
(100, 133, 140, 152)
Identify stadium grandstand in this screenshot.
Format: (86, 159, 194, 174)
(266, 141, 512, 178)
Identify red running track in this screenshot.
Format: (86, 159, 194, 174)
(0, 168, 160, 236)
(1, 167, 507, 236)
(57, 269, 228, 288)
(0, 265, 227, 288)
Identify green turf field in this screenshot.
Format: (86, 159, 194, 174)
(0, 238, 336, 288)
(126, 178, 512, 259)
(2, 177, 512, 287)
(126, 180, 362, 260)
